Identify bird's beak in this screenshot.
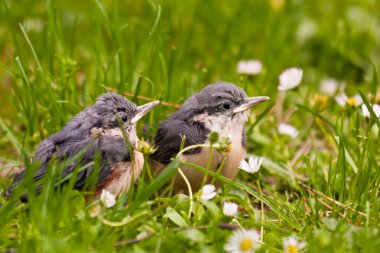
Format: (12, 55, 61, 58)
(131, 101, 160, 124)
(233, 96, 270, 114)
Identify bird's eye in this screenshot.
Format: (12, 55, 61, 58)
(121, 115, 128, 122)
(223, 103, 231, 110)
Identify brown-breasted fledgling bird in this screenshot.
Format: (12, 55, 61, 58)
(151, 82, 269, 192)
(5, 93, 159, 201)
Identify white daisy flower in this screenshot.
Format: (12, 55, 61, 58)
(334, 93, 348, 107)
(319, 78, 339, 96)
(223, 202, 238, 217)
(347, 94, 363, 107)
(236, 60, 263, 75)
(283, 236, 306, 253)
(239, 157, 264, 174)
(200, 184, 217, 201)
(278, 123, 299, 138)
(362, 104, 380, 118)
(278, 67, 303, 90)
(224, 230, 261, 253)
(100, 189, 116, 208)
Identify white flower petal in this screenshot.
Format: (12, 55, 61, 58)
(362, 104, 371, 118)
(201, 184, 215, 194)
(362, 104, 380, 118)
(248, 157, 256, 170)
(278, 123, 299, 138)
(319, 78, 339, 96)
(223, 202, 238, 217)
(334, 93, 348, 107)
(236, 59, 263, 75)
(250, 157, 263, 173)
(200, 184, 217, 201)
(278, 67, 303, 90)
(100, 189, 116, 208)
(374, 104, 380, 117)
(239, 159, 251, 173)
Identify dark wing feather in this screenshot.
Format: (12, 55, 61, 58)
(71, 136, 131, 187)
(152, 120, 209, 164)
(33, 131, 69, 165)
(5, 136, 130, 200)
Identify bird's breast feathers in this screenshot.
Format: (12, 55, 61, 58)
(90, 127, 143, 196)
(175, 113, 247, 191)
(97, 150, 144, 196)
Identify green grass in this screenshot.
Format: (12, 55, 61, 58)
(0, 0, 380, 252)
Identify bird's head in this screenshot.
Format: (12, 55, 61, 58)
(177, 82, 269, 133)
(90, 93, 159, 143)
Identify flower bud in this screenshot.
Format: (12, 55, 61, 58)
(209, 131, 219, 144)
(136, 138, 157, 155)
(216, 136, 232, 155)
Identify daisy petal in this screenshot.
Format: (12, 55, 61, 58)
(223, 202, 238, 217)
(200, 184, 217, 201)
(278, 123, 299, 138)
(239, 159, 251, 172)
(100, 189, 116, 208)
(236, 59, 263, 75)
(278, 67, 303, 90)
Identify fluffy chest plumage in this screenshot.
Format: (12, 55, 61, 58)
(176, 113, 247, 191)
(99, 150, 144, 196)
(91, 127, 144, 196)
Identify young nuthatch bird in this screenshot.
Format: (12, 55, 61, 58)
(151, 82, 269, 192)
(6, 93, 159, 200)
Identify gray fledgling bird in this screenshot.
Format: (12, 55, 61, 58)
(151, 82, 269, 192)
(6, 93, 159, 201)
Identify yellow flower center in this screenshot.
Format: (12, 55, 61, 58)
(347, 97, 357, 106)
(286, 245, 299, 253)
(240, 239, 253, 251)
(226, 143, 232, 153)
(314, 94, 328, 110)
(314, 94, 328, 104)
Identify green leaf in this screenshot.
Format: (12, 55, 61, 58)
(164, 207, 188, 227)
(202, 200, 221, 218)
(177, 229, 206, 242)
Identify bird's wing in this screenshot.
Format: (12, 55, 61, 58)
(6, 136, 130, 200)
(152, 120, 209, 164)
